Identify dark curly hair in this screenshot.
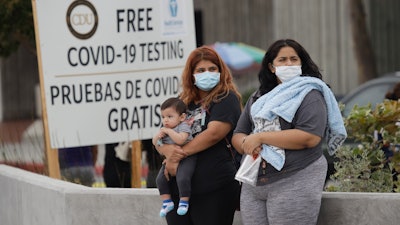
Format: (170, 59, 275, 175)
(258, 39, 323, 95)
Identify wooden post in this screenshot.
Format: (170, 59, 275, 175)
(131, 140, 142, 188)
(41, 76, 60, 179)
(32, 0, 60, 179)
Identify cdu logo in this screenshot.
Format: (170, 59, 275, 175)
(66, 0, 98, 40)
(169, 0, 178, 17)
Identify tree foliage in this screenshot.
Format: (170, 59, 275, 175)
(0, 0, 36, 57)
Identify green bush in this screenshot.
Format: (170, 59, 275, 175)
(327, 100, 400, 192)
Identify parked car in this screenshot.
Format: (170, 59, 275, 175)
(325, 71, 400, 182)
(340, 71, 400, 117)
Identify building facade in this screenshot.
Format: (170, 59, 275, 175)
(1, 0, 400, 121)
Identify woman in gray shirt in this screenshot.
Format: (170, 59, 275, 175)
(232, 39, 346, 225)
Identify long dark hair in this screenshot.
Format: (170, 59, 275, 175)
(258, 39, 323, 95)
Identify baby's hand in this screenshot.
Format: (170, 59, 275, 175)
(157, 129, 166, 138)
(160, 127, 171, 136)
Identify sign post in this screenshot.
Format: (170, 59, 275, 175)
(131, 140, 142, 188)
(32, 0, 196, 181)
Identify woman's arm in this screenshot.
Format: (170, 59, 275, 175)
(182, 120, 232, 156)
(154, 120, 231, 176)
(154, 143, 186, 162)
(231, 93, 254, 155)
(232, 133, 247, 155)
(241, 129, 321, 155)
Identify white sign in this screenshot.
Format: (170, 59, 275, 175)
(32, 0, 196, 148)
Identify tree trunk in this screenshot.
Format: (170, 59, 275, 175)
(349, 0, 378, 83)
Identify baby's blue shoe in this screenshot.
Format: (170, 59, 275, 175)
(177, 200, 189, 216)
(159, 200, 174, 217)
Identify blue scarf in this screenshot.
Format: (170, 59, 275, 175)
(250, 76, 347, 170)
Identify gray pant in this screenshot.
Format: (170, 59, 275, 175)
(156, 155, 197, 198)
(240, 155, 327, 225)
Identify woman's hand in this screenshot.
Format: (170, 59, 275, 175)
(242, 133, 262, 156)
(157, 144, 187, 161)
(165, 158, 179, 177)
(156, 144, 187, 176)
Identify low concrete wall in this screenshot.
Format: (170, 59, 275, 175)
(317, 192, 400, 225)
(1, 164, 400, 225)
(0, 165, 241, 225)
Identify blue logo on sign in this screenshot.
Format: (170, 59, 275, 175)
(169, 0, 178, 17)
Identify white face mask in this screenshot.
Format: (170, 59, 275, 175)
(274, 65, 302, 82)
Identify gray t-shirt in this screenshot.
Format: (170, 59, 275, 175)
(234, 89, 327, 185)
(161, 122, 193, 145)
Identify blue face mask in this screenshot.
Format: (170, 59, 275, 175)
(194, 71, 220, 91)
